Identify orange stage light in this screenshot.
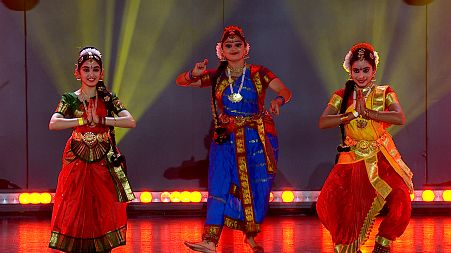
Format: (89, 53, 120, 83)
(443, 190, 451, 202)
(140, 192, 152, 203)
(190, 191, 202, 203)
(40, 193, 52, 204)
(170, 191, 181, 203)
(19, 193, 30, 204)
(422, 190, 435, 202)
(281, 191, 295, 203)
(160, 192, 171, 202)
(180, 191, 191, 202)
(269, 192, 274, 202)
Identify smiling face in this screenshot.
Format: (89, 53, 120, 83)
(78, 59, 103, 87)
(222, 36, 247, 63)
(350, 60, 375, 89)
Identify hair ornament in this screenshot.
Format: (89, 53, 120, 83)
(79, 47, 102, 59)
(342, 48, 380, 73)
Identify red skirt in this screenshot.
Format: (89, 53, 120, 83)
(49, 140, 127, 252)
(317, 152, 410, 249)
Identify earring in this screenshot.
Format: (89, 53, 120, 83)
(220, 52, 226, 62)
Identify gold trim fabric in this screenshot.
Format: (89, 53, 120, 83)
(328, 94, 343, 111)
(334, 195, 385, 253)
(49, 225, 126, 252)
(235, 127, 258, 234)
(375, 235, 393, 247)
(107, 151, 136, 202)
(385, 92, 399, 108)
(252, 71, 263, 96)
(202, 225, 222, 245)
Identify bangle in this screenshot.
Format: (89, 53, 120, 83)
(363, 110, 370, 119)
(351, 109, 359, 118)
(77, 118, 84, 126)
(275, 95, 286, 106)
(340, 114, 348, 124)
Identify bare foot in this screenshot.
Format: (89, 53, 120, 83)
(245, 236, 264, 252)
(184, 240, 216, 253)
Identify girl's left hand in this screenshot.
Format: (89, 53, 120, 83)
(355, 90, 366, 115)
(270, 98, 282, 116)
(90, 104, 100, 124)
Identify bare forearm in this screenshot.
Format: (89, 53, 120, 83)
(276, 88, 292, 104)
(105, 115, 136, 128)
(49, 116, 86, 130)
(364, 109, 405, 125)
(319, 113, 355, 129)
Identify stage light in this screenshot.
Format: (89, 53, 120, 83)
(29, 193, 41, 204)
(443, 190, 451, 202)
(269, 192, 274, 202)
(140, 191, 152, 203)
(40, 193, 52, 204)
(180, 191, 191, 203)
(2, 0, 39, 11)
(170, 191, 181, 203)
(422, 190, 435, 202)
(19, 193, 30, 204)
(160, 191, 171, 203)
(281, 191, 295, 203)
(403, 0, 434, 6)
(190, 191, 202, 203)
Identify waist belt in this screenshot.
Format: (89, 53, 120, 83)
(70, 131, 111, 162)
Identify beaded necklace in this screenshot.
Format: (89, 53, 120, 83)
(226, 65, 246, 103)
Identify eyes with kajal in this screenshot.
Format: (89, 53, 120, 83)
(223, 42, 243, 49)
(352, 67, 371, 74)
(81, 66, 101, 73)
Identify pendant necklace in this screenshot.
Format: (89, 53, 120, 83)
(227, 65, 246, 103)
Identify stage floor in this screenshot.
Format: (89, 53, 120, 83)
(1, 215, 450, 253)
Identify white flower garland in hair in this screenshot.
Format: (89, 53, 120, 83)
(342, 50, 379, 72)
(216, 42, 251, 61)
(79, 47, 102, 58)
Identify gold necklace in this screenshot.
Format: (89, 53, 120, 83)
(227, 63, 246, 76)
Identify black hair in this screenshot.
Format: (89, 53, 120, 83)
(77, 46, 102, 70)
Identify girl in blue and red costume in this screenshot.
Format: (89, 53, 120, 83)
(317, 42, 414, 253)
(48, 47, 136, 252)
(176, 26, 292, 253)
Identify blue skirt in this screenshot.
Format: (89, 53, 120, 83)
(205, 126, 278, 229)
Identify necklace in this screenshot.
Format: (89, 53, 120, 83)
(227, 65, 246, 103)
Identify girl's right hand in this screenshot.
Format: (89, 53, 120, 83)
(191, 59, 208, 77)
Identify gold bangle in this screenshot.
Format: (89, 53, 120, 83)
(77, 118, 84, 126)
(340, 115, 348, 124)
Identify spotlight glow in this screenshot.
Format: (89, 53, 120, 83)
(422, 190, 435, 202)
(140, 191, 153, 203)
(282, 191, 295, 203)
